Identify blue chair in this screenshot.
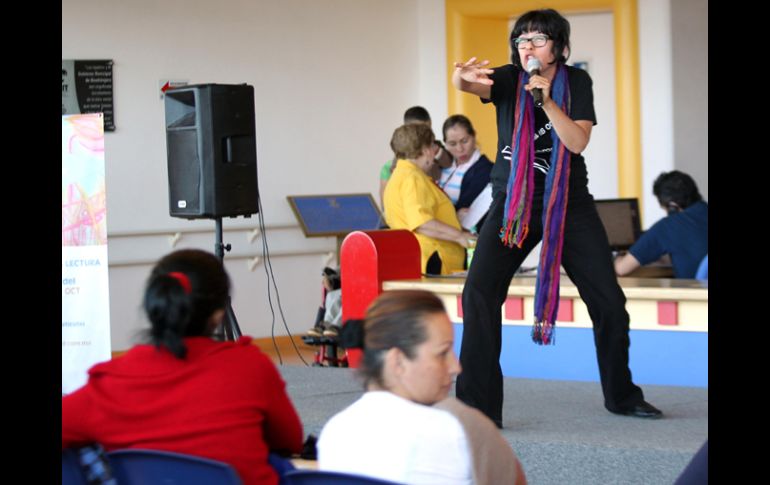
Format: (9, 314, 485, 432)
(62, 449, 88, 485)
(106, 448, 243, 485)
(283, 469, 404, 485)
(695, 254, 708, 280)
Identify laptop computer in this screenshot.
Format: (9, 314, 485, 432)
(594, 198, 642, 252)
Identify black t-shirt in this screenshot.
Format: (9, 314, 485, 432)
(483, 64, 597, 199)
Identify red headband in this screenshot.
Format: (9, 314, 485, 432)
(167, 272, 192, 294)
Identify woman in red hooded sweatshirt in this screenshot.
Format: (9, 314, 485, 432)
(62, 249, 303, 485)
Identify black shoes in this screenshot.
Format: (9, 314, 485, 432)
(615, 400, 663, 419)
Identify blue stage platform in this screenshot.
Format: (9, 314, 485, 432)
(453, 324, 708, 388)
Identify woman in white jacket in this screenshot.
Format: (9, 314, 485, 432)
(318, 290, 526, 485)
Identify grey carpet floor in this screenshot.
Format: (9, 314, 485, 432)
(278, 365, 707, 485)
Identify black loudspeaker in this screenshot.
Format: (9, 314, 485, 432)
(164, 83, 259, 219)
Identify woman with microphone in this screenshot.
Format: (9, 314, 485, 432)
(450, 8, 662, 427)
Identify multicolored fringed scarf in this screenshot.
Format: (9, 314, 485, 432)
(500, 64, 571, 345)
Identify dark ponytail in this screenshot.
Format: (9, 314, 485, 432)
(144, 274, 194, 358)
(143, 249, 230, 359)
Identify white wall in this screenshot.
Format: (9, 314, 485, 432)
(417, 0, 448, 134)
(639, 0, 707, 226)
(63, 0, 430, 349)
(639, 0, 675, 227)
(671, 0, 708, 201)
(568, 12, 617, 200)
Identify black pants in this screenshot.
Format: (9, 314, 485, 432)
(455, 189, 644, 423)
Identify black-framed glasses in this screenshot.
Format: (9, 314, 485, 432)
(514, 34, 549, 49)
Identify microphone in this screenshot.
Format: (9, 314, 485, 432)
(526, 58, 544, 107)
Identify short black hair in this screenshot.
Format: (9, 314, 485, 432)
(510, 9, 571, 69)
(653, 170, 703, 210)
(403, 106, 431, 124)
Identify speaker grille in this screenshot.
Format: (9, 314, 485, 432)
(167, 129, 201, 217)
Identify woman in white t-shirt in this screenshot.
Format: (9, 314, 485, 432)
(318, 290, 526, 485)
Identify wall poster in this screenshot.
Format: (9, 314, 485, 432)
(62, 60, 115, 131)
(62, 113, 112, 394)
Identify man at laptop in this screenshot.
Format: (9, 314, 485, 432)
(614, 171, 708, 279)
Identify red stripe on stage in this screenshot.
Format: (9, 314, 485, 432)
(556, 299, 573, 322)
(504, 297, 524, 320)
(657, 301, 679, 325)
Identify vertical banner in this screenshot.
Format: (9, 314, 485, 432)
(62, 113, 112, 394)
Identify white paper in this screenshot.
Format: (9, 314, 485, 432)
(459, 184, 493, 230)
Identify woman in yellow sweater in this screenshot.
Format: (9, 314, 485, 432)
(384, 123, 476, 275)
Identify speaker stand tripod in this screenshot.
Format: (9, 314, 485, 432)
(213, 217, 242, 341)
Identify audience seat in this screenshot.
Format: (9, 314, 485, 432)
(283, 469, 404, 484)
(106, 448, 243, 485)
(62, 449, 88, 485)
